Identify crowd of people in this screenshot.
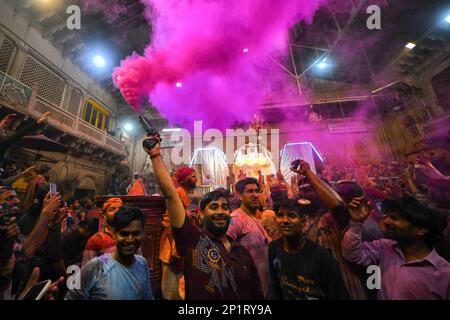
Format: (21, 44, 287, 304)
(0, 111, 449, 300)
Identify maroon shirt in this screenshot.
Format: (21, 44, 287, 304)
(172, 219, 264, 300)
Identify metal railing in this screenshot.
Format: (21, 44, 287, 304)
(0, 71, 126, 156)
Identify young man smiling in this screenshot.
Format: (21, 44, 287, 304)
(66, 206, 153, 300)
(143, 134, 263, 300)
(269, 199, 349, 300)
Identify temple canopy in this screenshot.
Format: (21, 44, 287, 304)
(280, 142, 324, 183)
(234, 142, 277, 178)
(189, 147, 228, 185)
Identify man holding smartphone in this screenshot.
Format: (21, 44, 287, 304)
(290, 160, 382, 300)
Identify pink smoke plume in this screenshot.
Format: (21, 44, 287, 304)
(113, 0, 325, 130)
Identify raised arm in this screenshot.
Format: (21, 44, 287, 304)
(403, 165, 419, 194)
(21, 192, 61, 259)
(291, 160, 345, 210)
(142, 135, 185, 228)
(0, 112, 50, 155)
(1, 166, 36, 186)
(341, 197, 385, 266)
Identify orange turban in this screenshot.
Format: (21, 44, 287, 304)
(102, 197, 123, 211)
(177, 167, 195, 184)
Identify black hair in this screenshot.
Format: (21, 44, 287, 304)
(200, 189, 230, 211)
(35, 185, 50, 207)
(79, 217, 99, 232)
(236, 177, 259, 194)
(416, 184, 428, 194)
(67, 197, 78, 206)
(3, 158, 16, 167)
(82, 198, 93, 208)
(334, 181, 364, 204)
(111, 205, 144, 230)
(294, 191, 326, 216)
(270, 191, 288, 207)
(274, 198, 308, 218)
(383, 197, 448, 249)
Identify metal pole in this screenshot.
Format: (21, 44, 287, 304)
(289, 43, 303, 96)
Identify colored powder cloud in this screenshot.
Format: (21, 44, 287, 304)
(112, 0, 326, 130)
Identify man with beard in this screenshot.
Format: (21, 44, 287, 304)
(270, 199, 349, 300)
(143, 135, 263, 299)
(66, 206, 154, 300)
(342, 196, 450, 300)
(227, 178, 270, 298)
(175, 167, 197, 210)
(81, 197, 122, 266)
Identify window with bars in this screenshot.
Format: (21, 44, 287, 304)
(82, 98, 111, 131)
(0, 37, 16, 74)
(19, 55, 66, 107)
(84, 103, 93, 123)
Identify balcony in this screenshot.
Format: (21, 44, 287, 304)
(0, 71, 126, 157)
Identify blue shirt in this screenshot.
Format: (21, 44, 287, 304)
(65, 254, 154, 300)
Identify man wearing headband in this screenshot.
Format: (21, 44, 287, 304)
(81, 197, 123, 266)
(175, 167, 197, 210)
(159, 167, 197, 299)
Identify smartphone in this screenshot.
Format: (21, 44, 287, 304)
(358, 197, 369, 211)
(49, 183, 57, 195)
(67, 216, 74, 228)
(22, 280, 51, 300)
(290, 159, 301, 170)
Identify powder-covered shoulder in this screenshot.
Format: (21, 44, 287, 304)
(134, 254, 148, 265)
(81, 254, 111, 276)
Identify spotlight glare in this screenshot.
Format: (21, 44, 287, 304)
(317, 62, 328, 69)
(176, 82, 183, 88)
(243, 48, 249, 53)
(405, 42, 416, 49)
(93, 55, 106, 68)
(445, 14, 450, 23)
(124, 123, 133, 132)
